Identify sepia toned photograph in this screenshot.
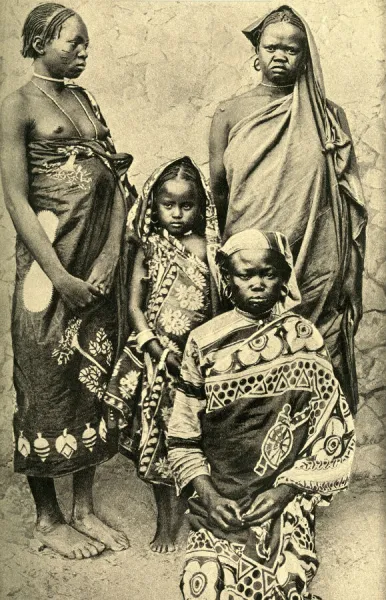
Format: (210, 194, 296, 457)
(0, 1, 384, 599)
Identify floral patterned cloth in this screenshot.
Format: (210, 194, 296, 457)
(12, 86, 135, 477)
(168, 309, 355, 599)
(104, 157, 220, 485)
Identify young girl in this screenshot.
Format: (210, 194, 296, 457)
(105, 157, 220, 552)
(168, 229, 355, 600)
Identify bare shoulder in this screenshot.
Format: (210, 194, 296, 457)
(183, 234, 207, 263)
(0, 85, 31, 123)
(214, 87, 265, 129)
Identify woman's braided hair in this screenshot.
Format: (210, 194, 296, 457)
(22, 3, 76, 58)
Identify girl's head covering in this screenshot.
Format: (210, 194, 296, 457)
(127, 156, 221, 309)
(127, 156, 219, 248)
(220, 229, 301, 311)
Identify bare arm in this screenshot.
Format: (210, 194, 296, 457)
(0, 92, 99, 309)
(128, 246, 181, 375)
(209, 103, 230, 235)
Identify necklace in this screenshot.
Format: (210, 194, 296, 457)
(260, 81, 295, 89)
(33, 72, 64, 83)
(31, 80, 98, 140)
(235, 306, 274, 325)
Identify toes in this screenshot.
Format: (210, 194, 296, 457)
(74, 548, 84, 560)
(93, 541, 106, 554)
(81, 546, 92, 559)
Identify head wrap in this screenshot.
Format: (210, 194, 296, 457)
(242, 5, 306, 48)
(221, 229, 301, 311)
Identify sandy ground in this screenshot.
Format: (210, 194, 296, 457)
(0, 454, 385, 600)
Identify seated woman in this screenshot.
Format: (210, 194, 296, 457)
(168, 229, 355, 600)
(209, 5, 367, 412)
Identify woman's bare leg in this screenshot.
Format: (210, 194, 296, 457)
(28, 475, 105, 559)
(70, 466, 129, 551)
(150, 484, 186, 553)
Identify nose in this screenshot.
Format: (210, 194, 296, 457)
(273, 49, 287, 62)
(250, 276, 265, 290)
(78, 45, 88, 59)
(172, 205, 183, 219)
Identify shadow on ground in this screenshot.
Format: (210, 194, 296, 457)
(1, 454, 385, 600)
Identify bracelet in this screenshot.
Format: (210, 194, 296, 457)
(136, 328, 157, 350)
(158, 348, 170, 371)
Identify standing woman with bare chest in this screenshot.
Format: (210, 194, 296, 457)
(209, 5, 367, 414)
(0, 3, 135, 559)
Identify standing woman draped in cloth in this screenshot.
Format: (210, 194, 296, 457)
(0, 4, 136, 559)
(209, 5, 367, 412)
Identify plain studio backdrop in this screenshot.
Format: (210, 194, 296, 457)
(0, 1, 385, 599)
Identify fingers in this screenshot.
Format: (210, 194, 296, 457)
(87, 282, 103, 297)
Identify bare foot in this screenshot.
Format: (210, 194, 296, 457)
(34, 522, 105, 559)
(150, 532, 177, 553)
(71, 514, 129, 552)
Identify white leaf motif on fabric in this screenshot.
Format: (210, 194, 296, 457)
(175, 283, 204, 311)
(119, 370, 140, 399)
(79, 365, 105, 398)
(160, 308, 191, 336)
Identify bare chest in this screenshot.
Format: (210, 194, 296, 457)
(28, 87, 109, 141)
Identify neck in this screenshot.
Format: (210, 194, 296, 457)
(235, 306, 274, 322)
(32, 70, 66, 91)
(260, 79, 295, 89)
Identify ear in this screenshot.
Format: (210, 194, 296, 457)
(280, 283, 289, 299)
(222, 270, 232, 286)
(32, 36, 46, 56)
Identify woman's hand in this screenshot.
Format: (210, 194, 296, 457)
(54, 272, 101, 310)
(206, 492, 244, 533)
(242, 485, 297, 526)
(87, 248, 119, 296)
(166, 352, 182, 377)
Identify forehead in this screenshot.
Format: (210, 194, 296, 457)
(229, 248, 280, 271)
(260, 22, 306, 46)
(58, 14, 88, 39)
(156, 177, 198, 199)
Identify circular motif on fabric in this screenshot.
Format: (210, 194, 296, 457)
(250, 335, 268, 351)
(190, 572, 207, 597)
(295, 321, 313, 339)
(213, 354, 234, 373)
(238, 346, 261, 367)
(325, 435, 342, 456)
(262, 422, 293, 468)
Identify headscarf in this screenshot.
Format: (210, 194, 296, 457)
(243, 5, 306, 47)
(220, 229, 301, 311)
(127, 156, 222, 311)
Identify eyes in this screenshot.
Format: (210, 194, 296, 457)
(161, 202, 195, 211)
(263, 44, 300, 55)
(68, 39, 89, 50)
(236, 269, 278, 281)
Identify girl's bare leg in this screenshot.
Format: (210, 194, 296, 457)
(150, 484, 186, 553)
(28, 475, 105, 559)
(70, 466, 130, 551)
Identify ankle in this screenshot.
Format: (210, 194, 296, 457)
(36, 513, 65, 532)
(72, 506, 94, 521)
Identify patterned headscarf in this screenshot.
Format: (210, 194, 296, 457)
(221, 229, 301, 311)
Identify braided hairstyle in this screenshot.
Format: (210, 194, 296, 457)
(22, 3, 76, 59)
(253, 5, 306, 49)
(152, 158, 207, 234)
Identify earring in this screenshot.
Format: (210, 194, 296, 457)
(150, 213, 159, 226)
(280, 284, 289, 299)
(224, 284, 233, 301)
(254, 57, 261, 72)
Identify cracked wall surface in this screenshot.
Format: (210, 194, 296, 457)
(0, 0, 385, 476)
